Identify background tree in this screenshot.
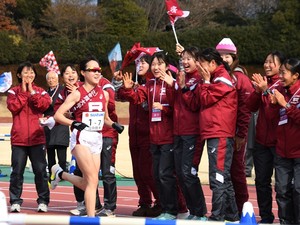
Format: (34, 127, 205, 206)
(100, 0, 148, 39)
(39, 0, 103, 40)
(13, 0, 50, 28)
(0, 0, 17, 31)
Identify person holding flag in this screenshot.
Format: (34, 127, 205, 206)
(165, 0, 190, 44)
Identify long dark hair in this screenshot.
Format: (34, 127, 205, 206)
(197, 48, 231, 72)
(229, 53, 248, 76)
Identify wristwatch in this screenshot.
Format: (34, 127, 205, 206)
(31, 90, 36, 95)
(285, 103, 291, 109)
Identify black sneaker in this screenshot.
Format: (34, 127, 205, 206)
(147, 204, 162, 217)
(132, 205, 151, 217)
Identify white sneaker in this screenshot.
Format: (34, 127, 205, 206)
(37, 203, 48, 212)
(177, 210, 190, 219)
(49, 164, 63, 190)
(70, 201, 86, 216)
(10, 203, 21, 213)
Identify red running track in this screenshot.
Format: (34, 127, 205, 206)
(0, 181, 279, 223)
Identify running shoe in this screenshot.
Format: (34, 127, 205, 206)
(96, 208, 115, 217)
(49, 164, 63, 190)
(155, 213, 176, 220)
(10, 203, 21, 213)
(70, 201, 85, 216)
(37, 203, 48, 212)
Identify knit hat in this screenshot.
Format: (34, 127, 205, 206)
(216, 38, 237, 54)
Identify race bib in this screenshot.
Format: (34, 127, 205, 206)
(82, 111, 105, 131)
(278, 108, 288, 125)
(151, 109, 161, 122)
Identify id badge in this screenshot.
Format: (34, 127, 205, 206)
(82, 111, 105, 131)
(151, 108, 162, 122)
(278, 108, 288, 125)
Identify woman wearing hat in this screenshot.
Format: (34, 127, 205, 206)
(216, 38, 254, 216)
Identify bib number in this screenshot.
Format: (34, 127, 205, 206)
(151, 109, 162, 122)
(82, 111, 105, 131)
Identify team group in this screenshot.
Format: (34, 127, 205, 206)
(6, 37, 300, 224)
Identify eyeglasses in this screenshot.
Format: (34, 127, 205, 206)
(85, 67, 102, 73)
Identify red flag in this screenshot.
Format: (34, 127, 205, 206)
(165, 0, 190, 25)
(121, 44, 161, 70)
(138, 47, 159, 56)
(39, 51, 60, 75)
(121, 43, 141, 70)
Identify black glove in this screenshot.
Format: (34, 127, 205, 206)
(112, 122, 124, 134)
(71, 121, 89, 131)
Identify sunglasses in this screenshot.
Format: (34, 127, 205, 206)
(85, 67, 102, 73)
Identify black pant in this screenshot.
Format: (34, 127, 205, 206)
(150, 143, 177, 215)
(207, 137, 239, 221)
(173, 135, 207, 217)
(252, 142, 275, 221)
(73, 137, 117, 210)
(275, 155, 300, 224)
(47, 145, 67, 172)
(9, 145, 49, 205)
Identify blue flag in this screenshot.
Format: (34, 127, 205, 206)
(108, 43, 122, 73)
(0, 72, 12, 93)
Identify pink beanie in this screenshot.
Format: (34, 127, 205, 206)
(216, 38, 237, 54)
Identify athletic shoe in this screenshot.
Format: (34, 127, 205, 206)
(132, 205, 151, 217)
(177, 210, 190, 219)
(193, 216, 208, 221)
(155, 213, 176, 220)
(96, 208, 115, 217)
(184, 214, 195, 220)
(10, 203, 21, 213)
(70, 201, 85, 216)
(49, 164, 63, 190)
(37, 203, 48, 212)
(147, 204, 162, 217)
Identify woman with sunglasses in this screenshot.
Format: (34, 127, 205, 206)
(50, 56, 124, 217)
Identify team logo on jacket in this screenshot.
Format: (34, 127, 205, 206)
(290, 96, 300, 105)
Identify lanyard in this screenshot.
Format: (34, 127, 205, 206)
(268, 80, 280, 90)
(287, 87, 300, 104)
(152, 79, 164, 104)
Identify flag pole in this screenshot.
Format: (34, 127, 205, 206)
(171, 24, 179, 44)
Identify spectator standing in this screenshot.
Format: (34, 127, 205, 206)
(270, 58, 300, 225)
(113, 54, 162, 217)
(246, 51, 286, 223)
(162, 46, 207, 220)
(121, 52, 178, 220)
(7, 62, 51, 213)
(216, 38, 254, 215)
(43, 70, 69, 172)
(183, 48, 239, 222)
